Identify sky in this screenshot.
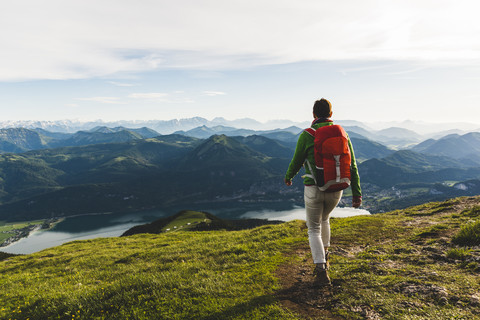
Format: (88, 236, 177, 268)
(1, 0, 480, 124)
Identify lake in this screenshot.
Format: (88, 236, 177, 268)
(1, 206, 370, 254)
(241, 206, 370, 220)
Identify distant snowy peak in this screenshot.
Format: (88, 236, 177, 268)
(0, 120, 81, 132)
(0, 119, 212, 134)
(0, 118, 307, 134)
(1, 118, 479, 137)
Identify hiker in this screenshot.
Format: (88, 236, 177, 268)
(284, 98, 362, 286)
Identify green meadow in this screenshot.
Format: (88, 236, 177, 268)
(1, 220, 304, 320)
(1, 196, 479, 319)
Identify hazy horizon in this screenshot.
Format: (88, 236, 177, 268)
(1, 116, 479, 135)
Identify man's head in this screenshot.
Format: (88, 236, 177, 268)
(313, 98, 332, 119)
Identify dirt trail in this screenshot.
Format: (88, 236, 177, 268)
(275, 243, 344, 320)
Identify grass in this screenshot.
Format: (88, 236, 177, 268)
(162, 210, 210, 231)
(443, 181, 459, 187)
(0, 251, 15, 261)
(446, 247, 471, 260)
(452, 220, 480, 246)
(1, 196, 480, 319)
(321, 197, 480, 319)
(450, 205, 480, 246)
(0, 221, 306, 320)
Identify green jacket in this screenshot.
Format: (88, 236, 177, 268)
(284, 120, 362, 197)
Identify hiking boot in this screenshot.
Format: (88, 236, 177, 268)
(313, 264, 331, 287)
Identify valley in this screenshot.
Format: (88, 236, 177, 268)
(0, 118, 479, 318)
(0, 119, 479, 223)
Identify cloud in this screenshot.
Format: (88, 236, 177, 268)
(76, 97, 125, 104)
(202, 91, 226, 96)
(128, 92, 194, 103)
(108, 81, 139, 87)
(1, 0, 480, 81)
(128, 93, 169, 100)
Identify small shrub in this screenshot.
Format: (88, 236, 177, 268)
(445, 248, 471, 260)
(460, 206, 480, 218)
(452, 220, 480, 246)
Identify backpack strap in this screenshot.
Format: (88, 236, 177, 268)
(303, 128, 318, 184)
(304, 128, 316, 137)
(304, 160, 318, 185)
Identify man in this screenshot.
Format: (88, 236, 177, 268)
(284, 98, 362, 286)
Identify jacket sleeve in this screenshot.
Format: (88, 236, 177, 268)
(348, 137, 362, 197)
(285, 132, 308, 181)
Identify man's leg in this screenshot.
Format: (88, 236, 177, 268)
(304, 186, 326, 264)
(322, 191, 343, 268)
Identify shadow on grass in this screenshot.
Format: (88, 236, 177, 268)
(0, 251, 16, 261)
(197, 294, 278, 320)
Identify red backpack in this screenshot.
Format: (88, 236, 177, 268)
(304, 124, 352, 192)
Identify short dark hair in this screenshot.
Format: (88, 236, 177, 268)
(313, 98, 332, 118)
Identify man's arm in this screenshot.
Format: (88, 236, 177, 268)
(348, 137, 362, 207)
(284, 132, 308, 185)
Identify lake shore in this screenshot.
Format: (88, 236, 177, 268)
(0, 206, 370, 255)
(0, 218, 63, 248)
(0, 225, 40, 247)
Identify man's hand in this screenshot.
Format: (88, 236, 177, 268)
(352, 196, 362, 208)
(284, 178, 292, 186)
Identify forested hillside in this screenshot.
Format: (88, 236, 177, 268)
(1, 124, 480, 219)
(0, 134, 289, 220)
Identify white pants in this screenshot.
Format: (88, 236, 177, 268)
(304, 186, 342, 264)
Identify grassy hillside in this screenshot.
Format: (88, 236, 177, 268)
(1, 196, 480, 319)
(121, 210, 227, 235)
(0, 219, 305, 319)
(122, 210, 283, 236)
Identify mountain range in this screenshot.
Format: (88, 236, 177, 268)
(0, 126, 159, 153)
(1, 117, 480, 153)
(0, 118, 480, 219)
(411, 132, 480, 160)
(1, 117, 479, 134)
(0, 134, 292, 220)
(0, 118, 309, 134)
